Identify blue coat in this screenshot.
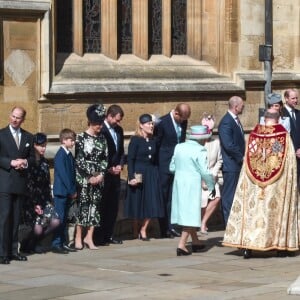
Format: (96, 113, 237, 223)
(169, 140, 215, 227)
(53, 147, 76, 198)
(155, 113, 188, 175)
(218, 112, 245, 172)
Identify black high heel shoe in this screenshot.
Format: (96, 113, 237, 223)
(176, 248, 192, 256)
(138, 232, 150, 241)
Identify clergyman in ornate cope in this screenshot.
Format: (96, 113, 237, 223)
(223, 109, 300, 258)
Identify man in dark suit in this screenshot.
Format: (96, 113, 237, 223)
(155, 103, 191, 238)
(282, 89, 300, 179)
(218, 96, 245, 227)
(98, 105, 125, 245)
(0, 106, 35, 264)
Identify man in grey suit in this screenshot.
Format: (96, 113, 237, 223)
(218, 96, 245, 227)
(0, 107, 35, 264)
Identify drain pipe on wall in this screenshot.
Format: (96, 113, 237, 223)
(259, 0, 273, 109)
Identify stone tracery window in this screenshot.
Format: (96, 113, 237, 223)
(172, 0, 186, 54)
(149, 0, 162, 54)
(55, 0, 200, 59)
(119, 0, 132, 54)
(56, 0, 73, 52)
(84, 0, 101, 53)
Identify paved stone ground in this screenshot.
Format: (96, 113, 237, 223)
(1, 230, 300, 300)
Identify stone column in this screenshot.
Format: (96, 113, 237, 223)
(73, 0, 83, 56)
(187, 0, 202, 60)
(162, 0, 171, 57)
(132, 0, 148, 60)
(101, 0, 118, 59)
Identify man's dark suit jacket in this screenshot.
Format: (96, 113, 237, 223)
(155, 113, 188, 174)
(53, 147, 76, 198)
(282, 107, 300, 150)
(0, 126, 35, 195)
(218, 112, 245, 172)
(101, 123, 125, 168)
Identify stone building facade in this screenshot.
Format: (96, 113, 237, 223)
(0, 0, 299, 140)
(0, 0, 299, 236)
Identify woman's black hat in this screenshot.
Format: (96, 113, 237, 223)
(86, 104, 106, 124)
(33, 132, 47, 145)
(139, 114, 152, 124)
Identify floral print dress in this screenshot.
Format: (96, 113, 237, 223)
(23, 157, 58, 226)
(75, 132, 108, 227)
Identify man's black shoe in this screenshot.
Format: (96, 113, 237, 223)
(165, 231, 175, 239)
(10, 254, 28, 261)
(277, 250, 288, 257)
(108, 238, 123, 245)
(63, 244, 77, 252)
(52, 246, 69, 254)
(167, 229, 181, 238)
(0, 256, 10, 264)
(97, 240, 110, 246)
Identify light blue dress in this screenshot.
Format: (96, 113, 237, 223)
(169, 140, 215, 227)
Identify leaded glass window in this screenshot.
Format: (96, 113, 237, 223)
(118, 0, 132, 54)
(172, 0, 186, 54)
(84, 0, 101, 53)
(149, 0, 162, 54)
(56, 0, 73, 52)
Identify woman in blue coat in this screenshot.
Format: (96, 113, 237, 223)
(170, 125, 215, 256)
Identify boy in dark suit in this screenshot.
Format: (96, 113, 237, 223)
(52, 128, 77, 254)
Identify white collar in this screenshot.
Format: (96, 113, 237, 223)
(9, 125, 20, 134)
(61, 145, 70, 155)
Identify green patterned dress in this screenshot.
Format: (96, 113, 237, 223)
(75, 131, 108, 227)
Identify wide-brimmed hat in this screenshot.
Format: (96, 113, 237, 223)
(267, 93, 282, 105)
(86, 104, 106, 124)
(187, 125, 212, 140)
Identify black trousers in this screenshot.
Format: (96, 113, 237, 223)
(0, 193, 22, 256)
(158, 172, 174, 236)
(97, 174, 121, 242)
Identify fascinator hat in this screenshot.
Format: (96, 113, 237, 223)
(267, 93, 282, 105)
(187, 125, 212, 140)
(86, 104, 106, 124)
(33, 132, 47, 145)
(139, 114, 153, 124)
(201, 113, 215, 130)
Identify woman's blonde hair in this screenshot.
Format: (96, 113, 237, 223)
(134, 119, 144, 137)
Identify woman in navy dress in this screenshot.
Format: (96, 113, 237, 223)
(125, 114, 164, 240)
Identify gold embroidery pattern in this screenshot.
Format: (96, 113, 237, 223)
(245, 125, 288, 188)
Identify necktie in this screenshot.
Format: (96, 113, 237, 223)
(236, 117, 244, 134)
(14, 130, 20, 148)
(110, 127, 118, 149)
(291, 110, 296, 122)
(175, 123, 181, 142)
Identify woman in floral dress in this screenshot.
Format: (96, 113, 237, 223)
(74, 104, 108, 250)
(21, 133, 59, 253)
